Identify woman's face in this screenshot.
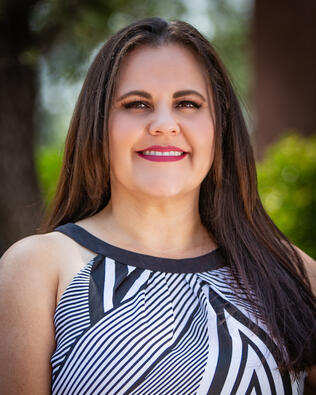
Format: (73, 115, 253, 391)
(108, 43, 215, 200)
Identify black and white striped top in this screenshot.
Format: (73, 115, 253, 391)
(50, 222, 305, 394)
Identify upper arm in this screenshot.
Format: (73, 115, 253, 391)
(306, 366, 316, 391)
(0, 235, 59, 394)
(292, 245, 316, 389)
(293, 245, 316, 296)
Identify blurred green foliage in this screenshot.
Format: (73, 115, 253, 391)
(35, 144, 64, 207)
(257, 133, 316, 258)
(209, 0, 253, 105)
(35, 132, 316, 259)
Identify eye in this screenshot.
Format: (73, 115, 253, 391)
(122, 100, 150, 110)
(176, 100, 202, 109)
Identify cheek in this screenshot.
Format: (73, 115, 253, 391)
(187, 117, 215, 164)
(200, 137, 215, 174)
(108, 114, 139, 155)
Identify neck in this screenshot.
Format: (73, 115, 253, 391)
(95, 187, 216, 257)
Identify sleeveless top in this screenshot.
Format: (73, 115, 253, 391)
(50, 223, 305, 395)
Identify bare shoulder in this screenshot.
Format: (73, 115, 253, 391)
(0, 233, 62, 292)
(0, 231, 73, 289)
(292, 245, 316, 296)
(2, 232, 56, 257)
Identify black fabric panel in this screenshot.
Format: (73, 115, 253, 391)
(89, 254, 106, 326)
(245, 371, 262, 395)
(207, 290, 233, 394)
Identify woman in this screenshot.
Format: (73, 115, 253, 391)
(0, 17, 315, 394)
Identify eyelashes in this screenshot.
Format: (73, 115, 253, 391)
(177, 100, 202, 109)
(121, 100, 202, 110)
(122, 101, 149, 110)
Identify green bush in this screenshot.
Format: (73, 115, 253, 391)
(257, 133, 316, 259)
(35, 144, 63, 207)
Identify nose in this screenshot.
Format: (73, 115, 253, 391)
(148, 106, 180, 136)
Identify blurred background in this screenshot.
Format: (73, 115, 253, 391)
(1, 0, 315, 261)
(0, 1, 315, 391)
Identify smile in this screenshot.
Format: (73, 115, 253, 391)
(137, 151, 188, 162)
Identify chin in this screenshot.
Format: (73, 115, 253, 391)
(134, 182, 187, 199)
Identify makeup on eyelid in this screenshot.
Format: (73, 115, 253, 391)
(116, 89, 207, 102)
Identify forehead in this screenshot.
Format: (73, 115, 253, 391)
(115, 44, 209, 95)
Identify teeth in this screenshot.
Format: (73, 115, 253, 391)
(141, 150, 184, 156)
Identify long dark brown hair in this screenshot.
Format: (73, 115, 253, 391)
(39, 17, 315, 374)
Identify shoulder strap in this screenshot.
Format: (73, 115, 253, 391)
(54, 222, 108, 256)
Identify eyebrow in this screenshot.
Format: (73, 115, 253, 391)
(116, 89, 206, 102)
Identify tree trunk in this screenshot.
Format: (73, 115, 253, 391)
(253, 0, 316, 159)
(0, 57, 43, 255)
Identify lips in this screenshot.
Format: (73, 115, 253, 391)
(136, 145, 188, 162)
(137, 145, 187, 153)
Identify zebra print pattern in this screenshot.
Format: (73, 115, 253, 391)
(50, 223, 305, 394)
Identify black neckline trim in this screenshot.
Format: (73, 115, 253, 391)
(54, 222, 226, 273)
